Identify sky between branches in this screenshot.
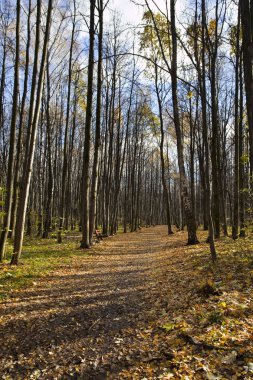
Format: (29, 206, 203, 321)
(108, 0, 187, 25)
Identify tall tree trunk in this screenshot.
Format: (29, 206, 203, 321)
(189, 96, 196, 224)
(170, 0, 198, 245)
(210, 60, 220, 238)
(239, 52, 245, 237)
(42, 58, 53, 238)
(0, 0, 20, 261)
(0, 40, 6, 133)
(80, 0, 95, 249)
(11, 0, 53, 265)
(9, 0, 32, 240)
(240, 0, 253, 177)
(232, 4, 241, 239)
(58, 1, 76, 242)
(89, 0, 103, 243)
(201, 0, 217, 260)
(154, 61, 173, 235)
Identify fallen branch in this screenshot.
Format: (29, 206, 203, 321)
(179, 332, 231, 351)
(88, 318, 101, 331)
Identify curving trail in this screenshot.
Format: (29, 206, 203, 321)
(0, 226, 198, 379)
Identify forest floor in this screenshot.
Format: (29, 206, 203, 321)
(0, 226, 253, 380)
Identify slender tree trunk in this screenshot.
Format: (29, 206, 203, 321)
(0, 0, 20, 261)
(170, 0, 198, 245)
(42, 58, 53, 238)
(201, 0, 217, 260)
(9, 0, 32, 240)
(239, 52, 245, 237)
(80, 0, 95, 249)
(11, 0, 54, 265)
(58, 2, 76, 242)
(0, 39, 6, 134)
(210, 62, 220, 238)
(240, 0, 253, 177)
(154, 62, 173, 235)
(89, 0, 103, 243)
(232, 4, 241, 239)
(189, 97, 196, 223)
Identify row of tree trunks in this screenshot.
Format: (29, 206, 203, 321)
(0, 0, 20, 261)
(11, 0, 54, 265)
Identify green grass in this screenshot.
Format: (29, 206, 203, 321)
(0, 237, 90, 301)
(0, 224, 129, 301)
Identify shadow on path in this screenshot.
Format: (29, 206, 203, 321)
(0, 226, 190, 379)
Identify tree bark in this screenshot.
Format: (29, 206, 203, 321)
(154, 61, 173, 235)
(0, 0, 20, 261)
(232, 4, 241, 239)
(89, 0, 103, 243)
(201, 0, 217, 260)
(170, 0, 198, 245)
(240, 0, 253, 177)
(80, 0, 95, 249)
(11, 0, 54, 265)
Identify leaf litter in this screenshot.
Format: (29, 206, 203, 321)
(0, 226, 253, 379)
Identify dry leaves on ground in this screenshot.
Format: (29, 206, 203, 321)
(0, 226, 253, 379)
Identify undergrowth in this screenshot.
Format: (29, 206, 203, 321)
(0, 237, 91, 301)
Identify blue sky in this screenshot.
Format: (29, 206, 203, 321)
(106, 0, 171, 25)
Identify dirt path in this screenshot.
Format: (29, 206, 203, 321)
(0, 226, 198, 379)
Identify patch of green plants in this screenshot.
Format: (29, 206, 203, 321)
(207, 310, 224, 325)
(0, 239, 90, 301)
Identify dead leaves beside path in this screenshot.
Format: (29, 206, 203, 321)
(0, 226, 253, 379)
(118, 231, 253, 380)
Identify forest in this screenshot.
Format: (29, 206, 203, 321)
(0, 0, 253, 379)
